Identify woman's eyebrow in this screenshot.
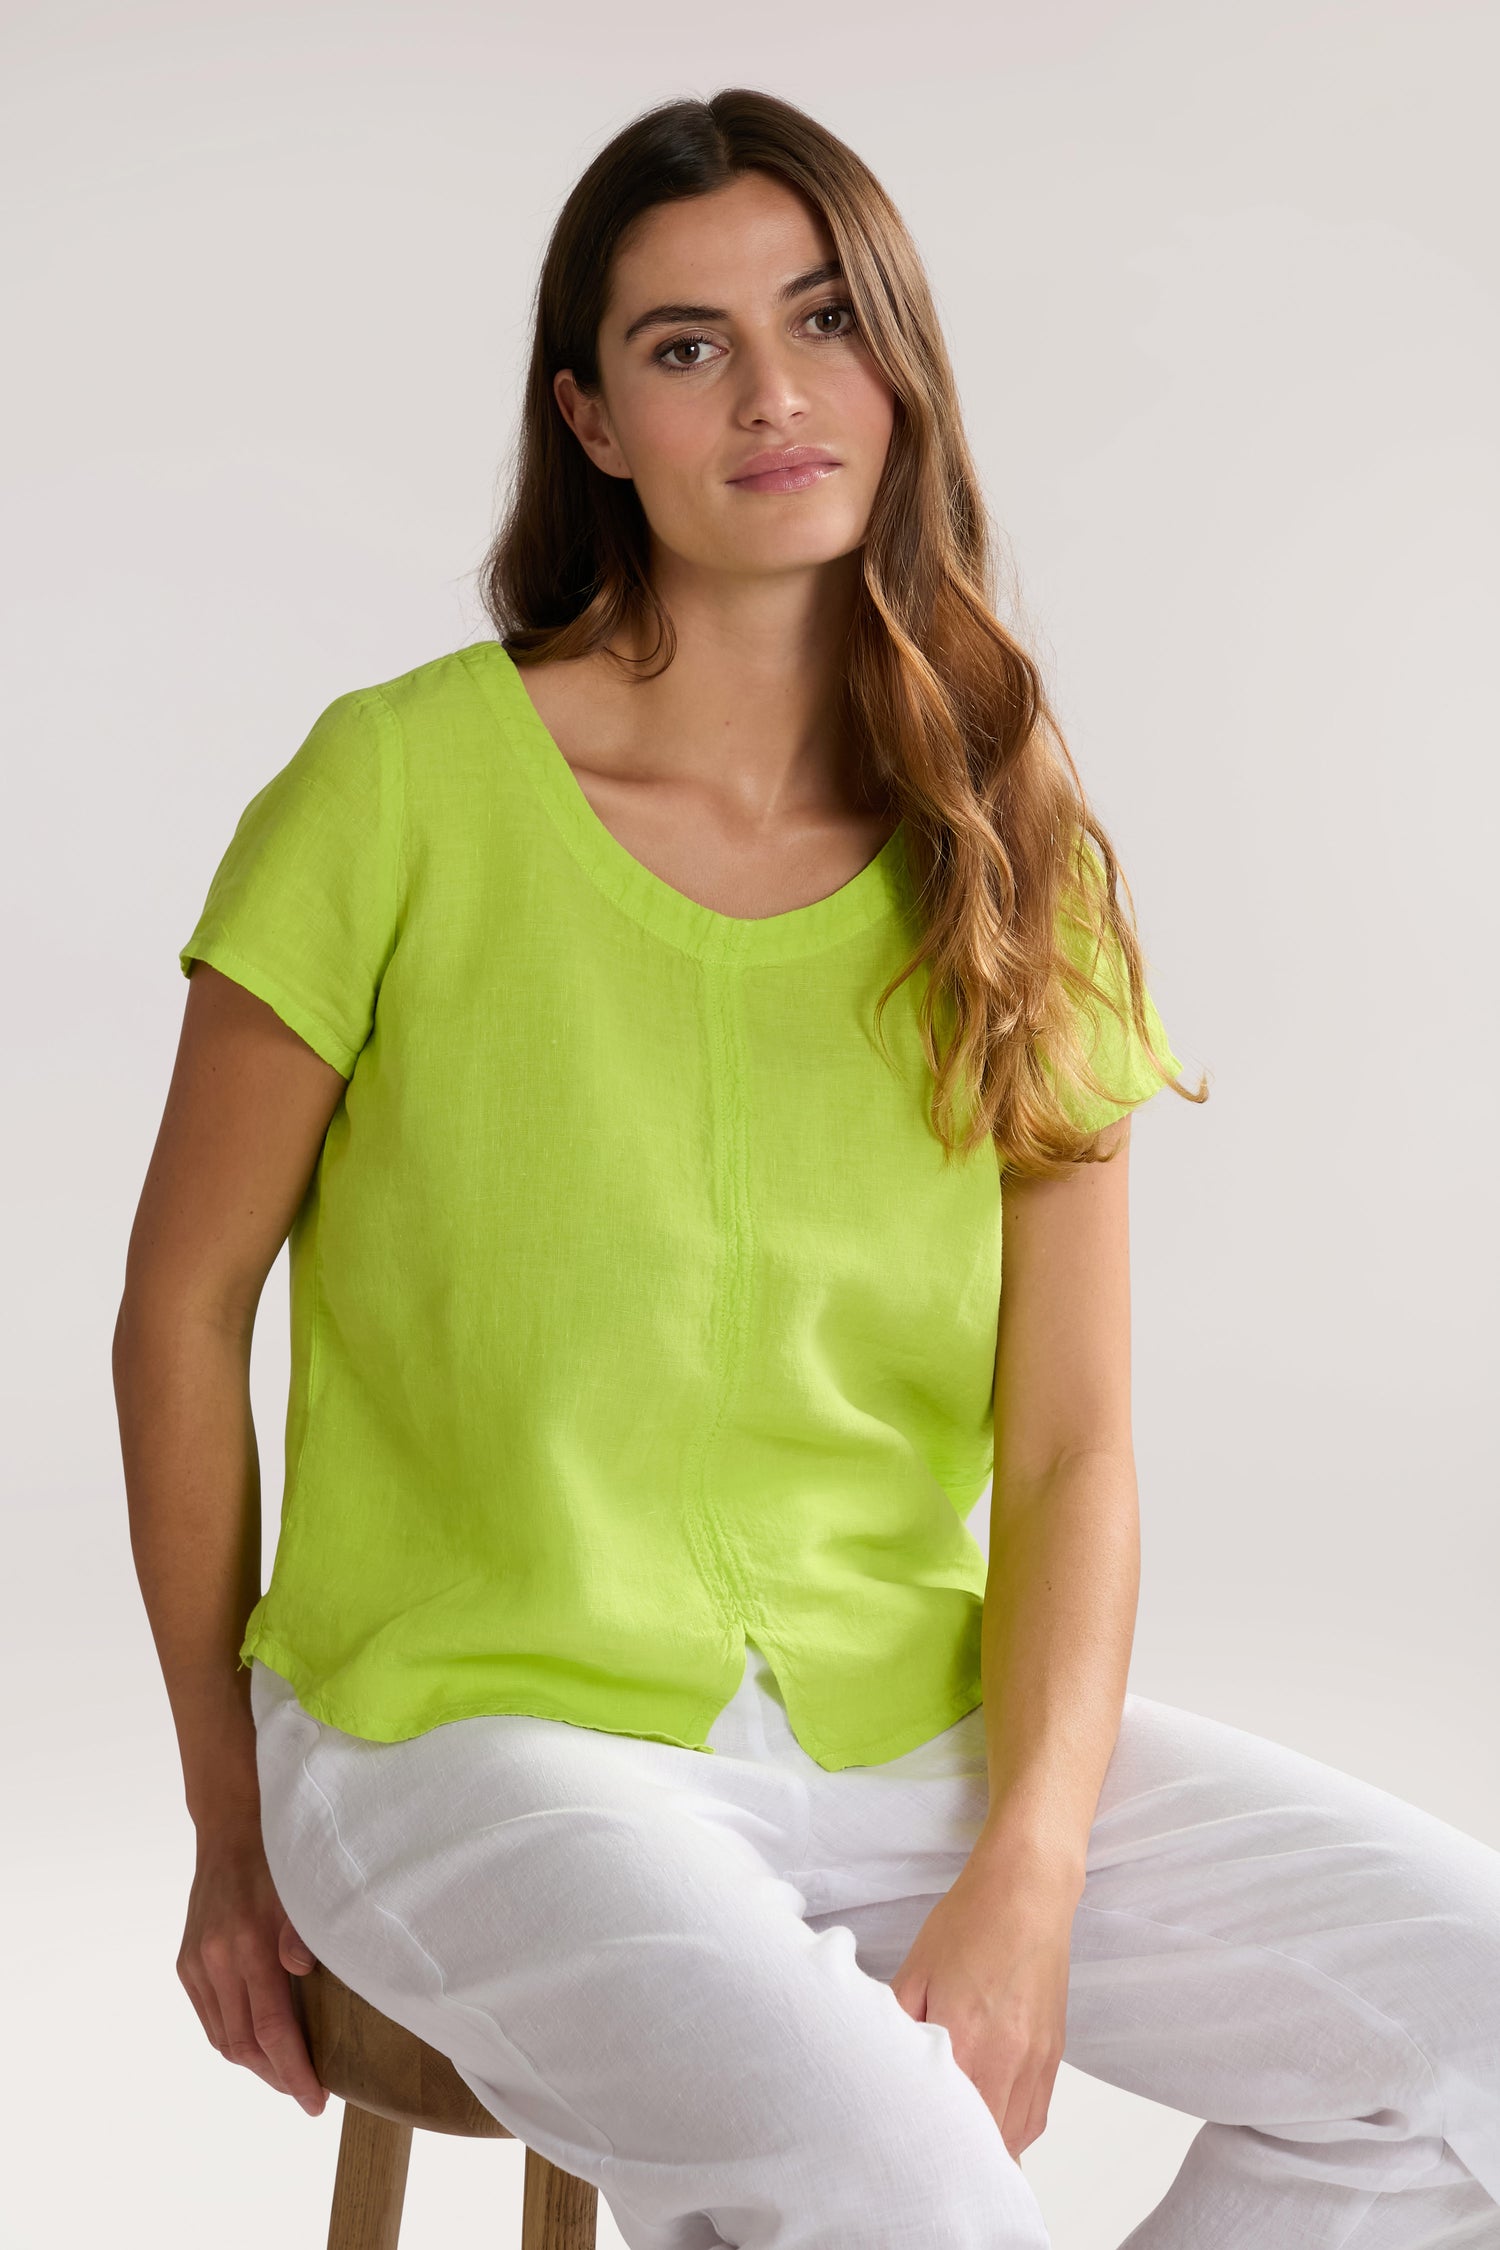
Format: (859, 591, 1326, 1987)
(620, 259, 844, 344)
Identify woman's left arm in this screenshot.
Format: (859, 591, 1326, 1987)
(889, 1113, 1141, 2159)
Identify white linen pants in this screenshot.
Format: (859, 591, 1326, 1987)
(250, 1645, 1500, 2249)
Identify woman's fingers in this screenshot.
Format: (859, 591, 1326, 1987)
(1001, 2050, 1060, 2158)
(245, 1955, 328, 2115)
(177, 1952, 227, 2054)
(204, 1932, 327, 2112)
(199, 1929, 281, 2092)
(277, 1914, 317, 1975)
(178, 1848, 328, 2113)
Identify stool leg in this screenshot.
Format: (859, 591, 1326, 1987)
(521, 2143, 599, 2249)
(326, 2103, 413, 2250)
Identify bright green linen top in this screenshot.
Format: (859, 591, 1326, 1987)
(178, 639, 1181, 1769)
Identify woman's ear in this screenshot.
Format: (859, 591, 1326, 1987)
(552, 369, 632, 481)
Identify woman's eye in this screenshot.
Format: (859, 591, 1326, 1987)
(653, 302, 857, 371)
(654, 333, 722, 371)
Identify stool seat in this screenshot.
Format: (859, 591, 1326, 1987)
(293, 1957, 510, 2138)
(290, 1960, 599, 2247)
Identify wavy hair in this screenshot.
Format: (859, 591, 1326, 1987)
(478, 87, 1206, 1173)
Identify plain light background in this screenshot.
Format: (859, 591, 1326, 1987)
(5, 1, 1496, 2244)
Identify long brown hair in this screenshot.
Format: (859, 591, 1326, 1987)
(478, 87, 1206, 1174)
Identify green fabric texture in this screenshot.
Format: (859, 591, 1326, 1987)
(178, 641, 1181, 1768)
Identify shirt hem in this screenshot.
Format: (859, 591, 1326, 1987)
(243, 1630, 725, 1755)
(242, 1630, 984, 1772)
(789, 1680, 987, 1771)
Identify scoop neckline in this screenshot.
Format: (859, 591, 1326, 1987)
(463, 638, 911, 965)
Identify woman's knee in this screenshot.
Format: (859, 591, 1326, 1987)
(757, 1958, 1049, 2247)
(791, 2083, 1049, 2249)
(685, 2060, 1048, 2250)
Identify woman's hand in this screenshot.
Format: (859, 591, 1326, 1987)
(888, 1841, 1081, 2161)
(178, 1832, 328, 2117)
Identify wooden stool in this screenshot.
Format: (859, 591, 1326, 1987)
(292, 1959, 598, 2248)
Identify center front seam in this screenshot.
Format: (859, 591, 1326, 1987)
(679, 941, 758, 1630)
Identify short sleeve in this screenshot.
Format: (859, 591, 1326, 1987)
(178, 686, 403, 1077)
(1045, 877, 1183, 1135)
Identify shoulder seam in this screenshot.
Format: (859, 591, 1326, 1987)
(357, 683, 409, 947)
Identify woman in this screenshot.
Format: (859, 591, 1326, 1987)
(114, 88, 1500, 2250)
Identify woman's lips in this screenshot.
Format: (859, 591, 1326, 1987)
(728, 461, 841, 493)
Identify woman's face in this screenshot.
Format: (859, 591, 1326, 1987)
(555, 169, 897, 582)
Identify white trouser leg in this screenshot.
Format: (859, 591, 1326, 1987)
(252, 1652, 1500, 2249)
(815, 1690, 1500, 2249)
(1081, 1693, 1500, 2247)
(250, 1654, 1050, 2250)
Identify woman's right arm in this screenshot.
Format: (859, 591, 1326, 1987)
(112, 960, 350, 2117)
